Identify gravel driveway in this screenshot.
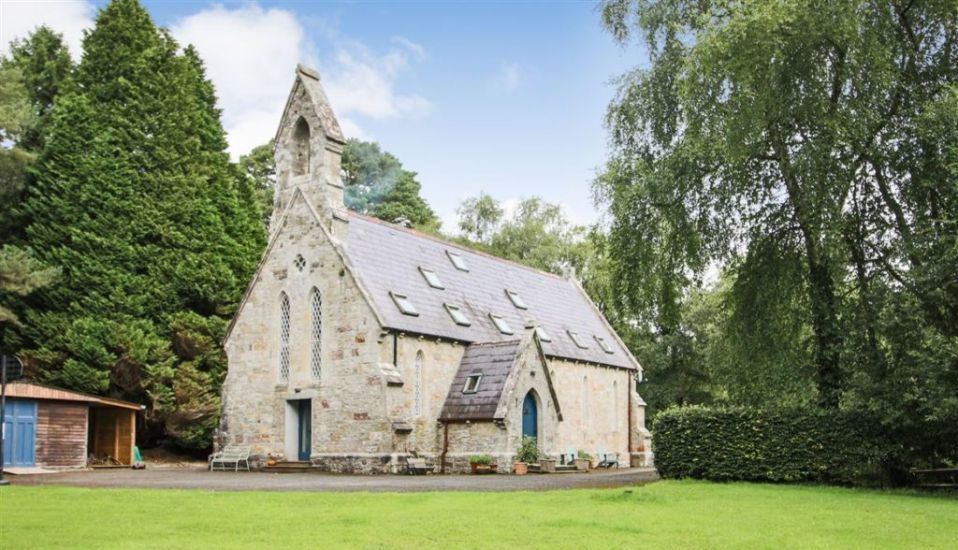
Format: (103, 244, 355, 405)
(9, 467, 659, 493)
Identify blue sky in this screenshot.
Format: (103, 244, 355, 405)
(1, 1, 647, 228)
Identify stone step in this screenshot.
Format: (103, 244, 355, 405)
(263, 461, 313, 473)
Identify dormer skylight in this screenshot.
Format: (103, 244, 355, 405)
(419, 267, 444, 289)
(390, 292, 419, 316)
(594, 335, 614, 354)
(446, 251, 469, 272)
(567, 330, 589, 349)
(444, 303, 471, 326)
(489, 314, 514, 335)
(505, 289, 527, 309)
(463, 374, 482, 394)
(536, 326, 552, 342)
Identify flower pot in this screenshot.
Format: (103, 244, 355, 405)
(575, 458, 591, 471)
(514, 462, 529, 475)
(470, 463, 480, 474)
(540, 458, 557, 473)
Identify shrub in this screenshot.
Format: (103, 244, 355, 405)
(577, 450, 592, 460)
(652, 405, 886, 485)
(469, 454, 493, 466)
(515, 436, 540, 463)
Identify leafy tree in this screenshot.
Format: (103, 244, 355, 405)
(374, 170, 440, 231)
(2, 26, 73, 151)
(236, 140, 275, 226)
(241, 137, 440, 231)
(0, 65, 58, 350)
(598, 0, 957, 409)
(21, 0, 263, 450)
(454, 194, 588, 276)
(456, 193, 503, 244)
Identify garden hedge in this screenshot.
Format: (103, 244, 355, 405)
(652, 406, 887, 485)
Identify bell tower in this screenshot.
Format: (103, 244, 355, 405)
(271, 64, 348, 238)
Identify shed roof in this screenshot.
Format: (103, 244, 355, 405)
(439, 340, 522, 421)
(5, 382, 142, 411)
(343, 213, 638, 370)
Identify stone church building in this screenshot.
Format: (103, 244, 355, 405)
(219, 65, 651, 473)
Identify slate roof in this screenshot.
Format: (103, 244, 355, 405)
(343, 213, 638, 370)
(439, 340, 521, 421)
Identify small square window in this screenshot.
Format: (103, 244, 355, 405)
(489, 313, 513, 335)
(505, 289, 527, 309)
(462, 374, 482, 393)
(594, 335, 614, 354)
(446, 250, 469, 271)
(390, 292, 419, 316)
(536, 326, 552, 342)
(444, 303, 471, 326)
(418, 267, 444, 289)
(567, 330, 589, 349)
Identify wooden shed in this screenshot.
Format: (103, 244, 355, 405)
(2, 382, 142, 470)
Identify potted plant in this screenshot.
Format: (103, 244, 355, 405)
(514, 436, 539, 475)
(575, 450, 592, 471)
(469, 454, 496, 474)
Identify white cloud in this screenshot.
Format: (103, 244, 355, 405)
(323, 44, 431, 121)
(0, 0, 94, 60)
(171, 4, 312, 157)
(489, 61, 522, 93)
(172, 3, 430, 157)
(391, 35, 425, 60)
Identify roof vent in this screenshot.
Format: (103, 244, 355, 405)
(444, 303, 471, 326)
(567, 330, 589, 349)
(505, 289, 527, 309)
(390, 291, 420, 316)
(446, 251, 469, 272)
(489, 314, 514, 335)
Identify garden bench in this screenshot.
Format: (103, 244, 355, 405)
(911, 467, 958, 489)
(597, 450, 619, 469)
(209, 445, 251, 472)
(405, 457, 434, 475)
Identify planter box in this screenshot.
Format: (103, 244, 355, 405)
(540, 458, 557, 473)
(471, 464, 498, 474)
(514, 462, 529, 475)
(575, 458, 591, 471)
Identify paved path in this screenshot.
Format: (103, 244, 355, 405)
(9, 467, 659, 493)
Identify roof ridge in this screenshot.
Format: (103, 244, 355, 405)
(347, 211, 571, 282)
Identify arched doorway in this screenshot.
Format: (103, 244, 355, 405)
(522, 391, 538, 440)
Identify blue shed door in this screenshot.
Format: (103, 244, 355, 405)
(522, 392, 538, 440)
(3, 398, 37, 467)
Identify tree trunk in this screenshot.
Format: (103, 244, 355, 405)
(805, 245, 843, 409)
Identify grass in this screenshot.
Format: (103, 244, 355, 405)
(1, 480, 956, 548)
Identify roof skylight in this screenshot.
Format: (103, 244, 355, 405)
(505, 289, 527, 309)
(536, 326, 552, 342)
(594, 335, 614, 354)
(444, 303, 471, 326)
(489, 314, 514, 335)
(567, 330, 589, 349)
(446, 251, 469, 272)
(462, 374, 482, 394)
(390, 292, 419, 316)
(418, 266, 444, 289)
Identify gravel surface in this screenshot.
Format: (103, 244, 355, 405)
(9, 467, 659, 493)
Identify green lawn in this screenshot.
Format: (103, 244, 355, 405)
(1, 480, 956, 548)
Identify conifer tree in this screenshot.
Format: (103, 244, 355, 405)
(22, 0, 264, 449)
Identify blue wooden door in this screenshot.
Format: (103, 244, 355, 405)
(297, 399, 312, 461)
(3, 399, 37, 467)
(522, 392, 537, 440)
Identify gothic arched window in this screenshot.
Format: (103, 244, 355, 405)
(310, 288, 322, 381)
(414, 351, 424, 417)
(279, 292, 291, 384)
(291, 117, 310, 176)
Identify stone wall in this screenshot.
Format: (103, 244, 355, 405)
(221, 191, 389, 465)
